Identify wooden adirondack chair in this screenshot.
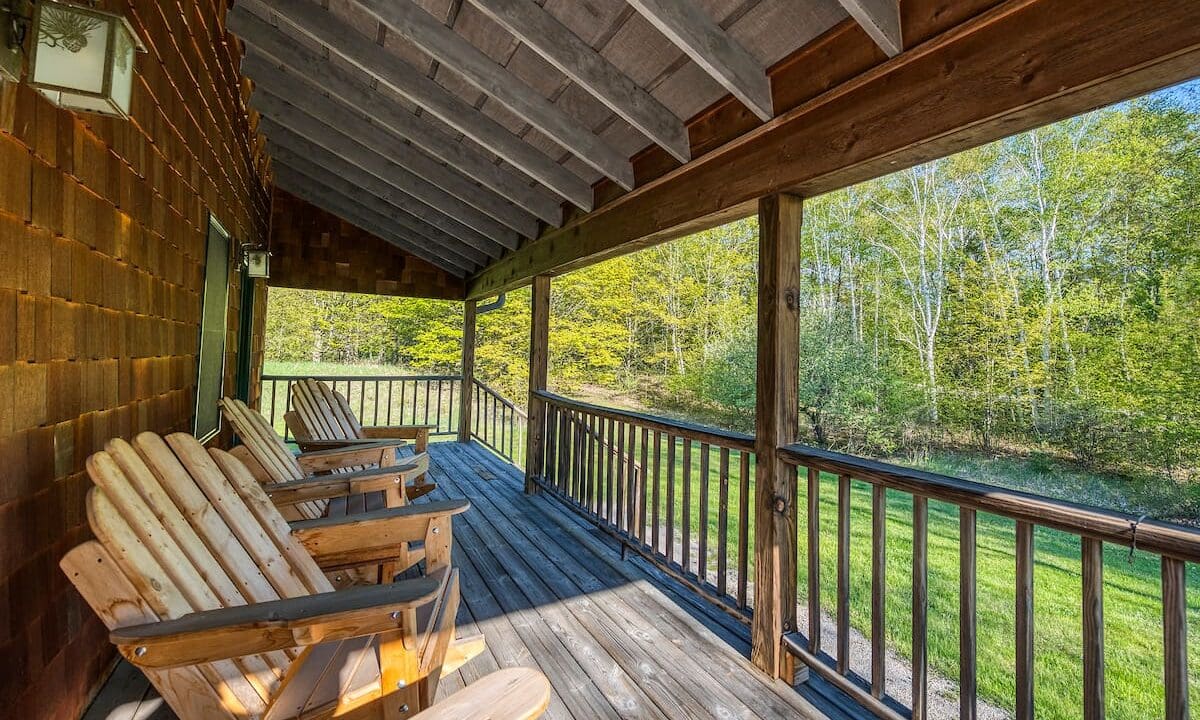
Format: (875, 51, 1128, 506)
(286, 379, 436, 488)
(60, 431, 494, 720)
(219, 397, 435, 580)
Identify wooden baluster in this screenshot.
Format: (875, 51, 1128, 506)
(616, 421, 627, 532)
(424, 380, 431, 425)
(960, 508, 978, 720)
(913, 495, 929, 720)
(807, 466, 821, 653)
(633, 424, 643, 537)
(544, 404, 557, 485)
(871, 483, 886, 698)
(737, 451, 750, 609)
(1081, 537, 1104, 720)
(667, 435, 677, 563)
(585, 414, 596, 512)
(605, 417, 616, 523)
(836, 474, 851, 675)
(717, 447, 730, 598)
(1162, 556, 1189, 720)
(558, 409, 571, 493)
(699, 443, 711, 581)
(652, 431, 662, 552)
(1015, 521, 1034, 720)
(640, 427, 650, 542)
(682, 438, 692, 573)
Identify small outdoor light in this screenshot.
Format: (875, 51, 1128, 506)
(244, 246, 270, 279)
(27, 0, 145, 118)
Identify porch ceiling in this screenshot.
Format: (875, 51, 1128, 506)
(225, 0, 860, 276)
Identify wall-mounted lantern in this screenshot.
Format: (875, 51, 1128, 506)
(26, 0, 145, 118)
(244, 246, 270, 279)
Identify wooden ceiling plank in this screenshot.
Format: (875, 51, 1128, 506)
(259, 119, 494, 266)
(625, 0, 773, 122)
(466, 0, 690, 164)
(273, 164, 485, 273)
(261, 113, 507, 260)
(351, 0, 636, 189)
(836, 0, 902, 57)
(272, 170, 472, 276)
(227, 1, 595, 211)
(236, 34, 558, 232)
(250, 92, 514, 256)
(245, 58, 527, 247)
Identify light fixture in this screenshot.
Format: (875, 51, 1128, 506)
(27, 0, 145, 118)
(244, 246, 270, 279)
(0, 2, 24, 83)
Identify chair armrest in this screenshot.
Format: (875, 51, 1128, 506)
(291, 500, 469, 570)
(296, 440, 406, 474)
(111, 576, 445, 668)
(361, 425, 436, 440)
(264, 456, 429, 507)
(412, 668, 551, 720)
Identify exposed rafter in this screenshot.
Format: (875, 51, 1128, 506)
(351, 0, 635, 189)
(227, 2, 595, 211)
(252, 95, 512, 257)
(625, 0, 773, 122)
(245, 56, 537, 241)
(836, 0, 902, 57)
(260, 118, 494, 267)
(465, 0, 690, 164)
(272, 169, 473, 276)
(245, 62, 524, 249)
(263, 117, 506, 261)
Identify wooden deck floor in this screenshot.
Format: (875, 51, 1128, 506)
(85, 441, 865, 720)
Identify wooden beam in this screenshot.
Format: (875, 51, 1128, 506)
(272, 167, 477, 275)
(524, 276, 550, 494)
(837, 0, 902, 56)
(467, 0, 1200, 299)
(466, 0, 690, 164)
(750, 193, 801, 680)
(227, 2, 594, 211)
(237, 36, 557, 233)
(352, 0, 634, 189)
(625, 0, 773, 121)
(458, 300, 477, 443)
(251, 88, 518, 253)
(262, 126, 492, 267)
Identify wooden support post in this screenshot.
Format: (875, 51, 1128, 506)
(525, 276, 551, 493)
(458, 300, 477, 443)
(750, 193, 802, 681)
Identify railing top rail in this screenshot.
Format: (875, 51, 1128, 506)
(780, 443, 1200, 564)
(262, 373, 463, 383)
(535, 390, 755, 452)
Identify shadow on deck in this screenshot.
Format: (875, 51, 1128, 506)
(85, 441, 866, 720)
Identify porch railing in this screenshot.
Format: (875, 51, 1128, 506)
(259, 374, 528, 467)
(778, 444, 1199, 720)
(470, 380, 527, 467)
(534, 390, 756, 619)
(260, 374, 462, 442)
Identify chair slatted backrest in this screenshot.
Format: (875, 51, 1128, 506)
(292, 379, 366, 441)
(219, 397, 328, 520)
(60, 432, 379, 719)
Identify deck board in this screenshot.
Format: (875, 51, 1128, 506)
(85, 441, 864, 720)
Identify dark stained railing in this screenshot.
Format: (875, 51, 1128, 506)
(259, 374, 528, 468)
(778, 444, 1200, 720)
(534, 390, 756, 619)
(470, 380, 527, 467)
(260, 374, 462, 442)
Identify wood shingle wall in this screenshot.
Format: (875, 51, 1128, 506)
(269, 187, 467, 300)
(0, 1, 270, 717)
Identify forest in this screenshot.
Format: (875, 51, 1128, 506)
(266, 84, 1200, 521)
